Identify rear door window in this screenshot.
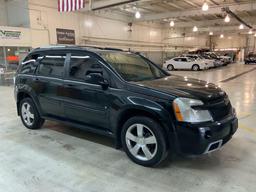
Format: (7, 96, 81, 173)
(37, 53, 66, 78)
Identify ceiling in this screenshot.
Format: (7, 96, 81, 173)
(88, 0, 256, 32)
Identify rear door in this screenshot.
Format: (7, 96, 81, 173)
(62, 51, 111, 130)
(181, 58, 191, 69)
(34, 51, 67, 118)
(172, 58, 182, 69)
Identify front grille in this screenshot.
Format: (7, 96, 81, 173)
(205, 97, 232, 121)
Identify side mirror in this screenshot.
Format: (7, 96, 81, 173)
(85, 73, 109, 90)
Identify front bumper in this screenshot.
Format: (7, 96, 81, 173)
(174, 115, 238, 155)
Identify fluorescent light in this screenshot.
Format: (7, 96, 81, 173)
(193, 26, 198, 32)
(254, 33, 256, 37)
(170, 20, 174, 27)
(248, 29, 253, 34)
(239, 24, 244, 30)
(202, 1, 209, 11)
(224, 15, 230, 23)
(135, 11, 141, 19)
(220, 34, 224, 38)
(209, 31, 213, 35)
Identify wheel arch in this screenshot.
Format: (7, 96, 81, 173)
(16, 91, 42, 116)
(114, 106, 174, 149)
(192, 64, 200, 70)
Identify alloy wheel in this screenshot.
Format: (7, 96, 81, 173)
(125, 123, 157, 161)
(21, 102, 35, 126)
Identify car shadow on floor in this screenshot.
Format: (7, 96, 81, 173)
(44, 121, 245, 170)
(44, 120, 115, 148)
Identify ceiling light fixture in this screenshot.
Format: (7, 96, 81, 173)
(220, 34, 224, 38)
(193, 26, 198, 32)
(239, 24, 244, 30)
(202, 1, 209, 11)
(224, 14, 230, 23)
(254, 33, 256, 37)
(209, 31, 213, 35)
(135, 11, 141, 19)
(170, 20, 175, 27)
(248, 29, 253, 34)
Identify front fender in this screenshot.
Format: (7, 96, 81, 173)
(111, 96, 175, 134)
(110, 96, 176, 149)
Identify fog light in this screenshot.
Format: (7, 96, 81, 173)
(199, 127, 211, 139)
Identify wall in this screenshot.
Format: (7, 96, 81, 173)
(0, 0, 30, 28)
(28, 0, 163, 51)
(212, 34, 247, 49)
(3, 0, 255, 64)
(0, 0, 7, 26)
(6, 0, 30, 28)
(0, 26, 49, 48)
(162, 28, 209, 48)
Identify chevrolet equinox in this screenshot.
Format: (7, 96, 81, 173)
(14, 46, 238, 167)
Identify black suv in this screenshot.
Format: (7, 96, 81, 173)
(14, 46, 238, 167)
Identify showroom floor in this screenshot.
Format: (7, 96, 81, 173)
(0, 63, 256, 192)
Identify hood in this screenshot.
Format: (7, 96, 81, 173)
(133, 75, 225, 102)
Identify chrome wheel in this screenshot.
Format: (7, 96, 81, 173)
(21, 102, 34, 126)
(125, 123, 157, 161)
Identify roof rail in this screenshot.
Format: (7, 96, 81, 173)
(34, 45, 75, 50)
(34, 45, 124, 51)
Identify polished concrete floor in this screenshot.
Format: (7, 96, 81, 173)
(0, 63, 256, 192)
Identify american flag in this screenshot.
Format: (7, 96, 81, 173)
(58, 0, 85, 12)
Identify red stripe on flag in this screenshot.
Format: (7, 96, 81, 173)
(62, 0, 65, 12)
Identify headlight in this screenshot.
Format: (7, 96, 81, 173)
(173, 98, 213, 123)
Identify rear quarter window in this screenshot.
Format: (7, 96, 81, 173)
(19, 53, 41, 75)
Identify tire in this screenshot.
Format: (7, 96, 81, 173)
(167, 64, 174, 71)
(121, 116, 168, 167)
(19, 98, 45, 129)
(192, 64, 200, 71)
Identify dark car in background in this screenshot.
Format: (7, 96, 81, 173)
(245, 53, 256, 64)
(14, 46, 238, 167)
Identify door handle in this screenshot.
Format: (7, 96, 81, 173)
(33, 77, 40, 81)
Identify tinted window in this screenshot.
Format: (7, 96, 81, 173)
(101, 52, 166, 82)
(181, 58, 187, 62)
(20, 53, 41, 74)
(174, 58, 181, 61)
(20, 60, 36, 74)
(38, 54, 65, 78)
(69, 53, 108, 83)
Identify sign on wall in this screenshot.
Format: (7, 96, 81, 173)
(0, 30, 21, 39)
(56, 28, 75, 44)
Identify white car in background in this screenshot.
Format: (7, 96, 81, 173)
(163, 57, 209, 71)
(182, 54, 215, 68)
(0, 65, 5, 74)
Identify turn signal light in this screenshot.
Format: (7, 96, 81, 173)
(173, 102, 184, 121)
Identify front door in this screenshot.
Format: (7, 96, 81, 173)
(62, 52, 110, 130)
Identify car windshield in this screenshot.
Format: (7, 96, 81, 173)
(100, 52, 167, 82)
